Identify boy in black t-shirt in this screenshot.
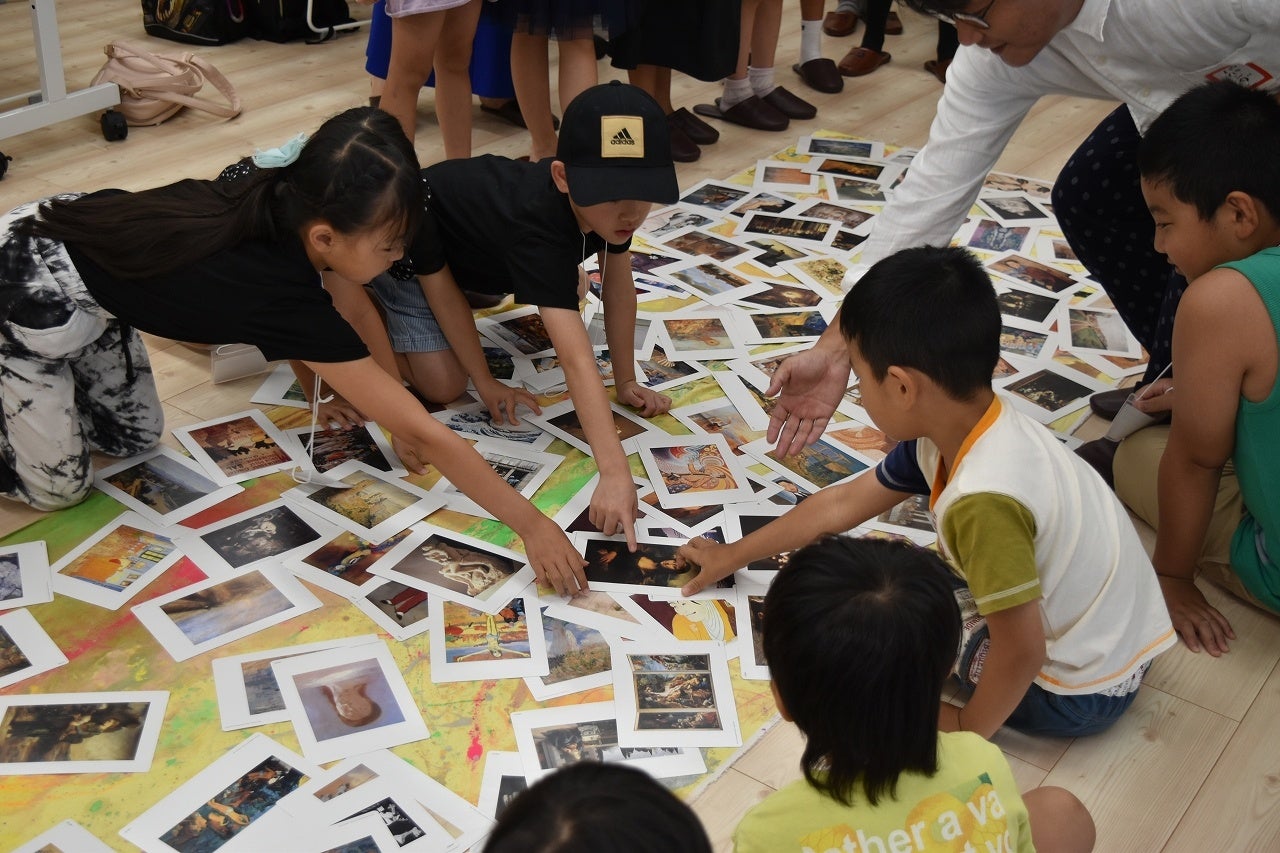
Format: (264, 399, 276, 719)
(371, 81, 680, 549)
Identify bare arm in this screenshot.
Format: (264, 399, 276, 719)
(601, 250, 669, 416)
(765, 324, 852, 456)
(939, 600, 1045, 739)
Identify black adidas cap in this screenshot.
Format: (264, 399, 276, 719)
(557, 81, 679, 207)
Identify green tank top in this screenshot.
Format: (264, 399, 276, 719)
(1225, 247, 1280, 610)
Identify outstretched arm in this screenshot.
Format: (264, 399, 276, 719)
(602, 250, 670, 417)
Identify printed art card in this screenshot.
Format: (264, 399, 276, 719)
(1059, 304, 1141, 359)
(733, 278, 826, 311)
(657, 228, 753, 264)
(655, 309, 750, 362)
(985, 251, 1080, 295)
(94, 446, 244, 525)
(669, 397, 766, 457)
(50, 512, 183, 610)
(428, 594, 549, 683)
(1035, 233, 1081, 264)
(369, 522, 535, 615)
(825, 174, 887, 205)
(678, 179, 751, 212)
(976, 193, 1052, 225)
(12, 820, 116, 853)
(510, 701, 706, 784)
(283, 461, 444, 543)
(650, 257, 770, 306)
(292, 780, 452, 852)
(522, 607, 616, 701)
(624, 595, 739, 659)
(118, 733, 318, 853)
(998, 368, 1107, 426)
(284, 528, 413, 597)
(790, 197, 877, 233)
(0, 607, 68, 689)
(0, 690, 167, 775)
(750, 159, 821, 194)
(611, 641, 742, 748)
(778, 255, 850, 297)
(431, 401, 555, 452)
(796, 134, 885, 162)
(735, 577, 771, 680)
(212, 634, 381, 731)
(251, 363, 310, 409)
(801, 155, 905, 188)
(173, 409, 300, 486)
(349, 577, 433, 642)
(739, 426, 875, 494)
(272, 641, 430, 765)
(282, 422, 407, 477)
(638, 483, 728, 539)
(740, 304, 835, 345)
(720, 504, 794, 577)
(573, 533, 734, 601)
(982, 171, 1055, 198)
(739, 236, 806, 271)
(995, 282, 1067, 331)
(729, 191, 798, 219)
(0, 540, 52, 611)
(636, 345, 711, 392)
(712, 370, 774, 432)
(642, 204, 716, 237)
(636, 434, 756, 510)
(538, 584, 665, 642)
(726, 341, 815, 393)
(531, 397, 656, 456)
(132, 564, 322, 662)
(998, 319, 1057, 362)
(428, 441, 564, 521)
(956, 217, 1038, 256)
(478, 751, 527, 820)
(736, 211, 836, 248)
(180, 499, 337, 575)
(476, 304, 555, 359)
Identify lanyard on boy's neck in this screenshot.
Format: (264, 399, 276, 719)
(582, 231, 606, 287)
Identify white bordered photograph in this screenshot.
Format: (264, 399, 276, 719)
(977, 193, 1052, 225)
(958, 217, 1038, 255)
(750, 159, 821, 194)
(982, 171, 1055, 198)
(734, 277, 826, 311)
(825, 174, 887, 205)
(655, 310, 750, 362)
(713, 370, 774, 431)
(288, 814, 398, 853)
(642, 205, 716, 237)
(797, 134, 885, 161)
(282, 461, 444, 543)
(284, 528, 413, 597)
(538, 585, 664, 642)
(180, 498, 337, 575)
(635, 345, 712, 393)
(429, 441, 564, 520)
(1035, 233, 1081, 264)
(669, 397, 765, 456)
(638, 482, 729, 539)
(478, 750, 528, 820)
(118, 733, 318, 853)
(431, 401, 555, 452)
(791, 197, 877, 233)
(736, 211, 836, 247)
(735, 577, 771, 681)
(824, 419, 899, 464)
(611, 641, 741, 748)
(574, 532, 735, 600)
(637, 433, 755, 510)
(995, 283, 1066, 331)
(739, 428, 875, 494)
(0, 540, 51, 611)
(11, 819, 116, 853)
(272, 641, 430, 765)
(369, 522, 535, 614)
(678, 179, 751, 211)
(282, 422, 407, 477)
(510, 701, 706, 784)
(999, 322, 1056, 361)
(721, 503, 794, 577)
(94, 446, 245, 525)
(49, 512, 183, 610)
(530, 397, 656, 456)
(523, 607, 616, 701)
(172, 409, 300, 486)
(132, 564, 323, 662)
(650, 257, 770, 306)
(1060, 305, 1142, 358)
(475, 304, 555, 359)
(739, 236, 807, 271)
(288, 778, 454, 852)
(725, 341, 815, 393)
(429, 594, 549, 683)
(729, 190, 798, 219)
(778, 254, 850, 297)
(212, 634, 381, 731)
(802, 155, 904, 187)
(741, 305, 834, 345)
(0, 690, 167, 775)
(624, 595, 739, 659)
(350, 577, 433, 642)
(250, 363, 310, 409)
(986, 251, 1080, 295)
(0, 607, 68, 689)
(634, 272, 694, 301)
(1000, 367, 1107, 425)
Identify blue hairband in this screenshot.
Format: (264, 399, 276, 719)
(251, 133, 309, 168)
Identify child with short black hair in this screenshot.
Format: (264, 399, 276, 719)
(1113, 81, 1280, 655)
(736, 535, 1094, 853)
(482, 762, 711, 853)
(679, 246, 1174, 738)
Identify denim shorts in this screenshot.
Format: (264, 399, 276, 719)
(369, 273, 450, 354)
(1003, 682, 1139, 738)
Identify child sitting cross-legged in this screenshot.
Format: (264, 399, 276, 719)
(735, 535, 1095, 853)
(678, 246, 1175, 739)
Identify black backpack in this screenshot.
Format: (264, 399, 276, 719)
(246, 0, 354, 43)
(141, 0, 251, 46)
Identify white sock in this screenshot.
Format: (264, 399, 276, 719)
(800, 20, 823, 64)
(748, 66, 777, 98)
(721, 75, 754, 109)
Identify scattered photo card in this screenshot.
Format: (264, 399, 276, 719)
(740, 237, 806, 271)
(740, 429, 874, 494)
(636, 345, 711, 392)
(961, 217, 1036, 255)
(751, 160, 820, 194)
(797, 135, 884, 161)
(95, 446, 244, 525)
(1001, 368, 1104, 424)
(350, 577, 432, 642)
(627, 596, 738, 653)
(878, 493, 937, 535)
(182, 499, 336, 575)
(670, 398, 766, 456)
(283, 462, 443, 543)
(742, 306, 833, 344)
(637, 434, 755, 509)
(315, 781, 453, 852)
(611, 642, 741, 748)
(285, 528, 413, 596)
(1036, 234, 1080, 263)
(429, 441, 564, 520)
(999, 324, 1054, 360)
(369, 523, 535, 614)
(12, 820, 115, 853)
(986, 252, 1078, 294)
(737, 212, 835, 246)
(643, 206, 715, 237)
(804, 156, 903, 186)
(734, 279, 825, 310)
(656, 310, 749, 362)
(511, 701, 706, 783)
(478, 751, 527, 820)
(173, 410, 299, 485)
(273, 642, 430, 764)
(0, 691, 166, 775)
(977, 194, 1050, 224)
(575, 533, 734, 600)
(251, 363, 310, 409)
(721, 504, 794, 576)
(0, 608, 68, 689)
(735, 578, 771, 680)
(431, 402, 554, 452)
(983, 171, 1055, 198)
(429, 595, 549, 683)
(50, 512, 183, 610)
(476, 305, 555, 359)
(730, 191, 797, 219)
(290, 814, 397, 853)
(826, 175, 887, 204)
(791, 198, 876, 232)
(531, 398, 655, 456)
(659, 229, 751, 263)
(780, 255, 850, 297)
(679, 180, 750, 211)
(0, 541, 51, 611)
(630, 246, 683, 276)
(283, 422, 407, 477)
(523, 608, 615, 701)
(825, 419, 898, 463)
(995, 284, 1064, 330)
(212, 634, 380, 731)
(132, 564, 322, 662)
(1061, 305, 1141, 358)
(119, 733, 317, 853)
(652, 257, 769, 306)
(713, 371, 775, 432)
(726, 341, 814, 393)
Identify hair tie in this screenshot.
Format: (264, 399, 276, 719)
(252, 133, 309, 168)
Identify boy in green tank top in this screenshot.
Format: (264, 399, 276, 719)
(1112, 81, 1280, 656)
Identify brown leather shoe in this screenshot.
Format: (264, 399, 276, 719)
(668, 106, 719, 145)
(885, 10, 904, 35)
(793, 58, 844, 94)
(822, 9, 858, 37)
(693, 96, 789, 132)
(668, 123, 701, 163)
(924, 58, 951, 84)
(763, 86, 817, 120)
(838, 47, 891, 77)
(1088, 386, 1135, 420)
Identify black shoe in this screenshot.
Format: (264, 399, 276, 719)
(1075, 437, 1119, 488)
(1089, 387, 1134, 420)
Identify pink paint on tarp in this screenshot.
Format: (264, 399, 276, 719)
(467, 682, 496, 762)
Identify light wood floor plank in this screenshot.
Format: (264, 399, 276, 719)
(689, 766, 775, 853)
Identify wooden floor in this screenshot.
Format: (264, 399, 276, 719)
(3, 2, 1279, 850)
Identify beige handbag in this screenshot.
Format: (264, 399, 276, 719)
(91, 40, 242, 126)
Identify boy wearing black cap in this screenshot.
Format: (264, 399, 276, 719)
(371, 81, 678, 556)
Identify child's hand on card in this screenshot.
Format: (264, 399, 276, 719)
(589, 476, 640, 551)
(677, 538, 739, 596)
(316, 394, 365, 429)
(616, 380, 671, 417)
(477, 378, 542, 426)
(524, 518, 589, 596)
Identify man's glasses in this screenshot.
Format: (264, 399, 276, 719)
(933, 0, 996, 29)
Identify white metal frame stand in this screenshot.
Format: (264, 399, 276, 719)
(306, 0, 362, 41)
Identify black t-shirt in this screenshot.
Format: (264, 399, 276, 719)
(401, 155, 632, 311)
(67, 191, 368, 364)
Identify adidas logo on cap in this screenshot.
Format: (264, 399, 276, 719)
(611, 128, 636, 146)
(599, 116, 645, 158)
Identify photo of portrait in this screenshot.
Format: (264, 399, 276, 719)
(999, 326, 1050, 359)
(200, 504, 321, 569)
(181, 413, 293, 482)
(766, 475, 811, 506)
(799, 201, 874, 230)
(967, 218, 1032, 254)
(740, 213, 833, 243)
(643, 208, 713, 236)
(0, 701, 150, 765)
(680, 182, 749, 210)
(1006, 369, 1094, 414)
(159, 756, 304, 852)
(582, 539, 700, 591)
(161, 571, 294, 646)
(742, 237, 805, 268)
(987, 253, 1077, 293)
(980, 195, 1048, 222)
(661, 230, 747, 262)
(829, 176, 886, 203)
(630, 597, 736, 643)
(997, 288, 1060, 324)
(731, 192, 796, 218)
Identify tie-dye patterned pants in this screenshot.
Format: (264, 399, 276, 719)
(0, 200, 163, 510)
